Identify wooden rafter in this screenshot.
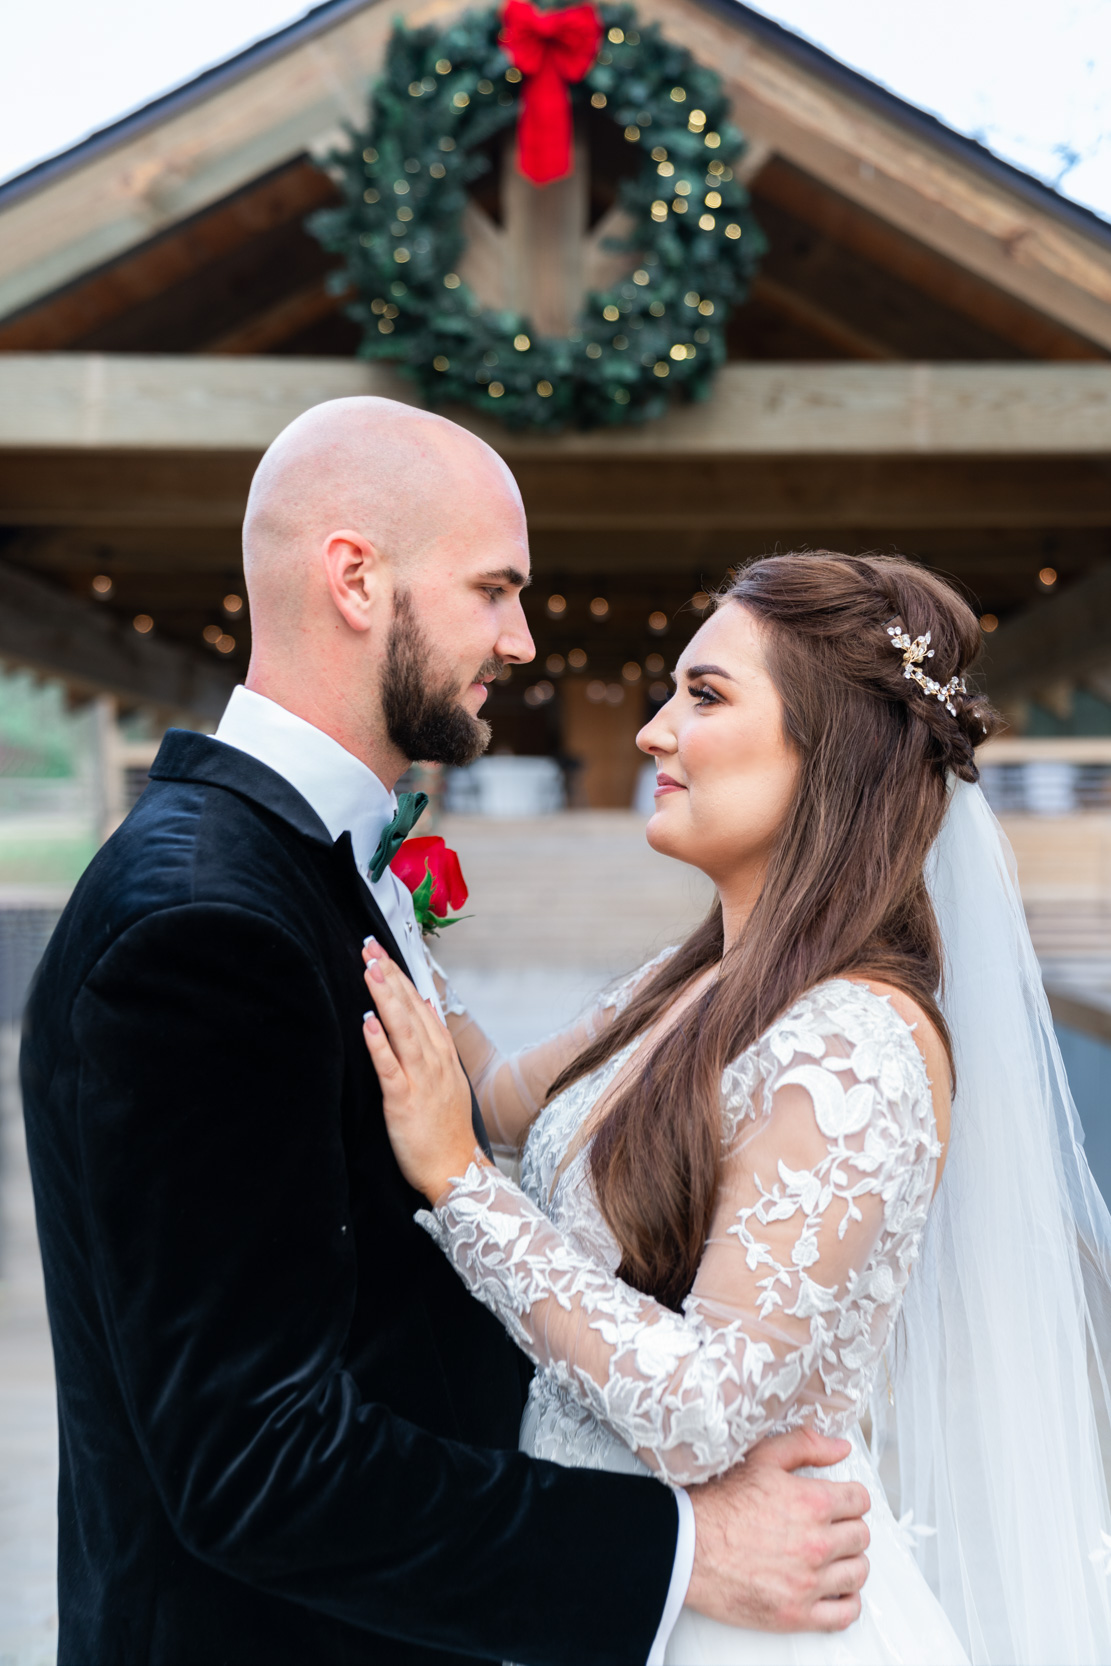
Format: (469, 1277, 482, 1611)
(0, 161, 337, 351)
(0, 557, 237, 718)
(752, 159, 1108, 363)
(749, 273, 898, 361)
(982, 562, 1111, 702)
(204, 280, 346, 354)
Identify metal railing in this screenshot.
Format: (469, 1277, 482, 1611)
(978, 738, 1111, 816)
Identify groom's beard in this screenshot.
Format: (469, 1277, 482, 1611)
(383, 591, 499, 767)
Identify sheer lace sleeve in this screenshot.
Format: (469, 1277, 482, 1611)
(425, 946, 679, 1154)
(417, 981, 939, 1486)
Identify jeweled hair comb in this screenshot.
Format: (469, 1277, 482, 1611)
(887, 625, 966, 717)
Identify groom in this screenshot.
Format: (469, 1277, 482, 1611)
(22, 397, 871, 1665)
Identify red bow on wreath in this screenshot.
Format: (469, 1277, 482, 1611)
(501, 0, 603, 185)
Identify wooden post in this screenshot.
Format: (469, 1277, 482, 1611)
(502, 135, 588, 337)
(90, 694, 123, 846)
(561, 679, 646, 808)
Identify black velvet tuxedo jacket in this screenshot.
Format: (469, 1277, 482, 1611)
(21, 728, 678, 1666)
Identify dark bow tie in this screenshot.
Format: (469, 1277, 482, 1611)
(368, 791, 429, 883)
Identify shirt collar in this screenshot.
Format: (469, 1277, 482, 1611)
(214, 686, 396, 881)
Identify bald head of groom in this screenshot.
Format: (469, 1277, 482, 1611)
(240, 396, 536, 788)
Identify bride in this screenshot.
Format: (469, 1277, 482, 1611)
(361, 551, 1111, 1665)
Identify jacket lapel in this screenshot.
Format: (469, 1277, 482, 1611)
(151, 729, 492, 1157)
(325, 831, 410, 969)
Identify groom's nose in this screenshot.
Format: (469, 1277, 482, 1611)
(495, 598, 535, 666)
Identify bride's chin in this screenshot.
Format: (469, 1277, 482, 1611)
(645, 809, 689, 861)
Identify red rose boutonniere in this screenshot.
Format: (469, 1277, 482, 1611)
(390, 836, 469, 936)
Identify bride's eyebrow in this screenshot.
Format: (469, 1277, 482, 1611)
(682, 662, 736, 681)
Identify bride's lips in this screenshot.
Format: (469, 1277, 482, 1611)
(654, 772, 686, 797)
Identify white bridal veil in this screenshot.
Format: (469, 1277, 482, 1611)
(878, 779, 1111, 1664)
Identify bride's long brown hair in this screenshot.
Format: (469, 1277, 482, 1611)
(547, 552, 1002, 1310)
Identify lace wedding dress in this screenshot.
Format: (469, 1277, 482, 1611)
(422, 962, 969, 1664)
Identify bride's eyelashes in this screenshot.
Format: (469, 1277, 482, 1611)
(687, 681, 723, 708)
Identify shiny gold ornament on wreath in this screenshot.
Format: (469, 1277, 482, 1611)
(309, 2, 766, 431)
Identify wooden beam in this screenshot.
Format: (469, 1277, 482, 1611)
(2, 446, 1109, 534)
(4, 356, 1111, 456)
(511, 456, 1111, 531)
(982, 562, 1111, 701)
(0, 450, 259, 527)
(0, 557, 237, 717)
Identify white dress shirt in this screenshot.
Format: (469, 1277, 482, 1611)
(214, 685, 440, 1007)
(212, 684, 695, 1663)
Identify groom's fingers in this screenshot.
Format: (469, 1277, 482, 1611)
(819, 1479, 871, 1522)
(760, 1427, 852, 1473)
(809, 1592, 863, 1632)
(815, 1552, 869, 1599)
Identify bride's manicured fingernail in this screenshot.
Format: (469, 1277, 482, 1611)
(363, 935, 377, 947)
(367, 959, 385, 984)
(363, 1011, 381, 1033)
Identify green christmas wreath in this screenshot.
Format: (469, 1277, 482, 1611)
(309, 2, 766, 430)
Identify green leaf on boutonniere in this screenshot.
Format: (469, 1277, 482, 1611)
(410, 862, 469, 938)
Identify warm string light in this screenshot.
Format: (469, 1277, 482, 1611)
(203, 624, 237, 653)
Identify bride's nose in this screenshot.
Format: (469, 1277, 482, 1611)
(636, 701, 677, 756)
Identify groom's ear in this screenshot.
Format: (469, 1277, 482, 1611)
(320, 530, 385, 633)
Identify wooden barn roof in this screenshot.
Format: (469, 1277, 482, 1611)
(1, 0, 1110, 354)
(1, 0, 1111, 720)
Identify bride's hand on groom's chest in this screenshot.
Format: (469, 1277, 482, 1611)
(360, 942, 482, 1202)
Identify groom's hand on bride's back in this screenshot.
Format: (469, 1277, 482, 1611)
(685, 1427, 870, 1633)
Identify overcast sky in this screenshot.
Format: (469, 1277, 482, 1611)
(3, 0, 1110, 220)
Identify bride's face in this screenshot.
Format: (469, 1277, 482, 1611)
(636, 603, 798, 887)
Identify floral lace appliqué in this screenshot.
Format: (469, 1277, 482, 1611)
(417, 977, 939, 1488)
